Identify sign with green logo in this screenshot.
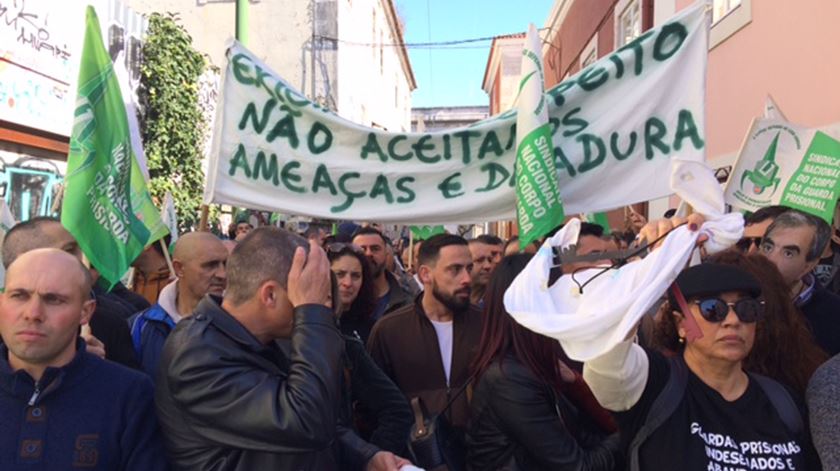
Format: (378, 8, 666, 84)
(725, 118, 840, 223)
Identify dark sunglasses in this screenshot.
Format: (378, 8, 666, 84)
(735, 237, 762, 252)
(327, 242, 363, 255)
(692, 297, 765, 323)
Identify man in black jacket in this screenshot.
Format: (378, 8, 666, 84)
(154, 227, 409, 471)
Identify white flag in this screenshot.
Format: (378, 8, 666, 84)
(161, 192, 179, 247)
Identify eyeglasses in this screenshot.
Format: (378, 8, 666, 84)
(735, 237, 762, 252)
(692, 297, 765, 323)
(327, 242, 363, 255)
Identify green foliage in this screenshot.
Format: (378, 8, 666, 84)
(139, 13, 207, 231)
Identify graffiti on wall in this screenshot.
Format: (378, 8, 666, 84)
(0, 0, 146, 136)
(0, 151, 64, 221)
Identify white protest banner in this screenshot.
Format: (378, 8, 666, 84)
(204, 3, 709, 224)
(724, 117, 840, 223)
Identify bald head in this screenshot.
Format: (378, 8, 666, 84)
(7, 248, 92, 297)
(2, 218, 82, 269)
(173, 232, 226, 261)
(172, 232, 228, 304)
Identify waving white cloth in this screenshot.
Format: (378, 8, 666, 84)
(503, 159, 744, 361)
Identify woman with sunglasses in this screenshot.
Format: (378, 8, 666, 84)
(664, 251, 827, 399)
(583, 251, 820, 470)
(327, 243, 378, 344)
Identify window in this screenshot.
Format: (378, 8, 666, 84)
(713, 0, 742, 24)
(580, 34, 598, 69)
(710, 0, 751, 49)
(616, 0, 642, 47)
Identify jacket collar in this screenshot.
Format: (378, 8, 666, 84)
(157, 279, 182, 323)
(0, 337, 90, 401)
(195, 295, 280, 357)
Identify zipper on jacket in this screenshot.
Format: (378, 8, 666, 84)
(28, 384, 41, 406)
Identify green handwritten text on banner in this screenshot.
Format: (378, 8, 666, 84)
(204, 3, 708, 224)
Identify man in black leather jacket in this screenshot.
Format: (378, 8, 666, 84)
(154, 227, 408, 471)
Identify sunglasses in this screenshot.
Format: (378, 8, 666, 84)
(692, 297, 765, 323)
(735, 237, 762, 252)
(327, 242, 364, 255)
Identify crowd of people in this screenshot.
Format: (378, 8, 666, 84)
(0, 203, 837, 470)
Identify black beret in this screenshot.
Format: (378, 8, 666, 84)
(668, 263, 762, 307)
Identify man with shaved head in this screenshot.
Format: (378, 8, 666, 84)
(2, 217, 139, 369)
(130, 232, 228, 377)
(0, 249, 168, 469)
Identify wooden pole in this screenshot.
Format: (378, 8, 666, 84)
(160, 238, 175, 275)
(408, 230, 415, 270)
(198, 204, 209, 231)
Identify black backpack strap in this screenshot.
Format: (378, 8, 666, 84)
(629, 356, 688, 471)
(748, 373, 804, 435)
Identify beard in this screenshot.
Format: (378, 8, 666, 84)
(432, 283, 471, 314)
(368, 257, 385, 278)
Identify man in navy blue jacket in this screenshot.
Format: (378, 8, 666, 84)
(0, 248, 168, 470)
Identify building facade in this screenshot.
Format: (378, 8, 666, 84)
(486, 0, 840, 231)
(411, 106, 489, 133)
(125, 0, 416, 131)
(0, 0, 145, 221)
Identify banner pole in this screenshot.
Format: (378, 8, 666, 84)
(408, 230, 415, 270)
(199, 205, 209, 231)
(160, 238, 175, 275)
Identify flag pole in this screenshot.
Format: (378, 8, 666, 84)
(199, 205, 209, 231)
(160, 238, 175, 275)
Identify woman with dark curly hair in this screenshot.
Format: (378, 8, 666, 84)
(654, 250, 828, 398)
(327, 243, 378, 343)
(584, 234, 821, 470)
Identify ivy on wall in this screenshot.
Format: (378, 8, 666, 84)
(138, 12, 210, 231)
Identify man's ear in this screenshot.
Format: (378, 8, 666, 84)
(257, 280, 282, 308)
(172, 259, 185, 278)
(80, 299, 97, 326)
(417, 264, 433, 286)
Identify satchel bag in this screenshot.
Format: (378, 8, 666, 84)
(406, 376, 474, 471)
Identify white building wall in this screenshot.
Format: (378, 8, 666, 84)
(125, 0, 313, 95)
(128, 0, 411, 130)
(336, 0, 412, 132)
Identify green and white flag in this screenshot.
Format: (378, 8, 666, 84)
(62, 6, 168, 288)
(410, 225, 445, 241)
(724, 117, 840, 224)
(514, 24, 564, 248)
(161, 191, 179, 250)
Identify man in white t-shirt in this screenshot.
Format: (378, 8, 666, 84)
(368, 234, 484, 460)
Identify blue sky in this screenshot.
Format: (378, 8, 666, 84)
(395, 0, 555, 109)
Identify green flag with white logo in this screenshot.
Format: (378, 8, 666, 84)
(514, 24, 564, 249)
(62, 6, 168, 289)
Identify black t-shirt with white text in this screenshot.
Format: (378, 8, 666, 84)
(616, 351, 814, 471)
